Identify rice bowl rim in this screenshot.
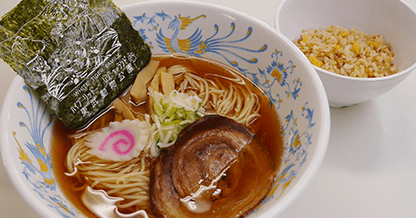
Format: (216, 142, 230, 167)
(310, 63, 416, 83)
(305, 46, 416, 81)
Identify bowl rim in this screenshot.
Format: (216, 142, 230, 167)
(0, 1, 331, 218)
(274, 0, 416, 83)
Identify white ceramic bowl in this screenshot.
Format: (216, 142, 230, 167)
(275, 0, 416, 107)
(0, 1, 330, 217)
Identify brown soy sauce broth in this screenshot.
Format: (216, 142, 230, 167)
(51, 54, 284, 217)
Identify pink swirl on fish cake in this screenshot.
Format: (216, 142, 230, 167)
(99, 130, 136, 156)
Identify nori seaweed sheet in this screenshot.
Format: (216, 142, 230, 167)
(0, 0, 151, 129)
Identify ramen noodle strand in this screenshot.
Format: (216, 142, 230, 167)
(227, 86, 239, 113)
(236, 91, 256, 123)
(218, 85, 236, 114)
(66, 139, 151, 213)
(245, 96, 261, 124)
(185, 72, 210, 105)
(216, 85, 232, 112)
(234, 91, 244, 114)
(171, 68, 260, 126)
(117, 187, 149, 195)
(118, 198, 148, 209)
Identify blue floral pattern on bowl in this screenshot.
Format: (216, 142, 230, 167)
(12, 85, 79, 217)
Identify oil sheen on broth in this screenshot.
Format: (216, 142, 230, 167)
(51, 54, 284, 218)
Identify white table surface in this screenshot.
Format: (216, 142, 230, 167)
(1, 0, 416, 217)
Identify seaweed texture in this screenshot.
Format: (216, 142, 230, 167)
(0, 0, 151, 129)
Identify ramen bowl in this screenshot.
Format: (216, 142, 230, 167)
(275, 0, 416, 107)
(0, 1, 330, 217)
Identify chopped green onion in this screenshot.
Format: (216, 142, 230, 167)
(148, 88, 205, 156)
